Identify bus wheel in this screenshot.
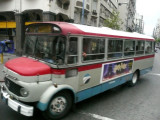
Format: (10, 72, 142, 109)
(128, 71, 138, 87)
(43, 92, 72, 120)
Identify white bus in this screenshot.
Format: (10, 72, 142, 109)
(1, 22, 155, 120)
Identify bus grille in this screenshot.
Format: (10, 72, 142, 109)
(5, 77, 22, 96)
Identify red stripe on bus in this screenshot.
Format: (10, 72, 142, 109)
(51, 69, 66, 75)
(134, 55, 155, 61)
(78, 64, 102, 72)
(51, 64, 102, 75)
(51, 55, 155, 75)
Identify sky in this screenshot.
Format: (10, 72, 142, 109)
(136, 0, 160, 36)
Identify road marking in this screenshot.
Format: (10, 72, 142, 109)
(79, 111, 114, 120)
(148, 73, 160, 76)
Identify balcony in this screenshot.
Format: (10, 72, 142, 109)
(56, 0, 70, 10)
(91, 10, 98, 18)
(75, 0, 90, 12)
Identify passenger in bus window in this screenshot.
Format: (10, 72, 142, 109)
(82, 52, 87, 57)
(82, 39, 89, 58)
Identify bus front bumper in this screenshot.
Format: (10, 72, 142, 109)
(1, 85, 34, 117)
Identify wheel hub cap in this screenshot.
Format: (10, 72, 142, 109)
(50, 96, 67, 114)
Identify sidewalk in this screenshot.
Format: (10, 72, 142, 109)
(0, 53, 17, 83)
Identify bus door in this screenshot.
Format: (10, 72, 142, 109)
(65, 37, 79, 91)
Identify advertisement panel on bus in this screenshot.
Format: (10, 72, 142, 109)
(101, 59, 133, 83)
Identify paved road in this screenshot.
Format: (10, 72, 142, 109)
(1, 51, 160, 120)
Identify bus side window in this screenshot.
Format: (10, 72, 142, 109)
(145, 41, 152, 54)
(152, 41, 155, 53)
(136, 41, 144, 55)
(108, 39, 123, 59)
(67, 37, 78, 64)
(82, 38, 105, 61)
(124, 40, 135, 57)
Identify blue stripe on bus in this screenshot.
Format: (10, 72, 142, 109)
(37, 102, 48, 111)
(76, 74, 133, 103)
(76, 67, 153, 103)
(140, 67, 152, 76)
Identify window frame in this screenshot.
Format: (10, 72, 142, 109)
(107, 38, 123, 59)
(135, 40, 145, 56)
(66, 36, 155, 65)
(145, 41, 153, 54)
(124, 39, 135, 57)
(67, 37, 78, 65)
(82, 37, 105, 62)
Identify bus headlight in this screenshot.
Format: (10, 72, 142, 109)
(20, 88, 29, 97)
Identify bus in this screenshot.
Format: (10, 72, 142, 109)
(1, 22, 155, 120)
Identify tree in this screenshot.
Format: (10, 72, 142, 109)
(155, 38, 160, 43)
(104, 10, 123, 30)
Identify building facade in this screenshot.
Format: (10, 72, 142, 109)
(134, 13, 144, 34)
(118, 0, 136, 32)
(0, 0, 137, 54)
(118, 0, 128, 31)
(153, 19, 160, 39)
(127, 0, 136, 32)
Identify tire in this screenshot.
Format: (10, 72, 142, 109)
(43, 92, 72, 120)
(128, 71, 138, 87)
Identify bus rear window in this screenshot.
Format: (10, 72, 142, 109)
(26, 24, 61, 33)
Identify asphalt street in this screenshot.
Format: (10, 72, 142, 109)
(0, 51, 160, 120)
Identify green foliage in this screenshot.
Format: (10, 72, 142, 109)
(155, 38, 160, 43)
(104, 10, 123, 30)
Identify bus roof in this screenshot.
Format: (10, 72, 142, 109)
(33, 22, 155, 41)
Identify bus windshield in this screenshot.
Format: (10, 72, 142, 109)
(24, 35, 66, 64)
